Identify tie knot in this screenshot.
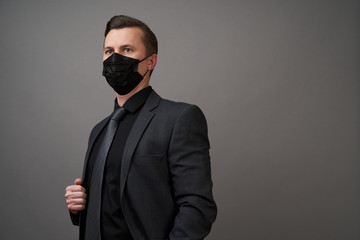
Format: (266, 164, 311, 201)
(111, 107, 126, 121)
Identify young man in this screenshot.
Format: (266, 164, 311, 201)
(65, 15, 216, 240)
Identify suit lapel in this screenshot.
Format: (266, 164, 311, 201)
(81, 116, 111, 183)
(79, 115, 110, 236)
(120, 90, 161, 198)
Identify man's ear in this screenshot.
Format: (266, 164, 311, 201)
(147, 54, 157, 71)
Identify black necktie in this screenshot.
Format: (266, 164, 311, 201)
(85, 107, 127, 240)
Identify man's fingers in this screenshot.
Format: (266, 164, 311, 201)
(66, 197, 87, 205)
(74, 178, 82, 185)
(66, 178, 86, 214)
(65, 191, 87, 200)
(66, 185, 86, 193)
(69, 210, 78, 215)
(68, 203, 86, 211)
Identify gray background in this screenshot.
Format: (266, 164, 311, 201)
(0, 0, 359, 239)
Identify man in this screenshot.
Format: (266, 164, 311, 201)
(65, 15, 216, 240)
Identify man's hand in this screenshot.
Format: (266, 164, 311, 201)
(65, 178, 87, 215)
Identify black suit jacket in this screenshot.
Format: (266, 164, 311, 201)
(71, 90, 217, 240)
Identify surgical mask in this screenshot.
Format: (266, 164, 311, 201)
(102, 53, 149, 95)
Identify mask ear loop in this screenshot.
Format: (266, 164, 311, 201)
(139, 56, 150, 63)
(139, 56, 150, 77)
(142, 70, 149, 78)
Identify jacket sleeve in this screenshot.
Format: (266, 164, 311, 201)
(168, 104, 217, 240)
(69, 211, 80, 226)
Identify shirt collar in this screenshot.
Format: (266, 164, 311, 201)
(114, 86, 152, 113)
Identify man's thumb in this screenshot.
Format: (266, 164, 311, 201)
(74, 178, 82, 185)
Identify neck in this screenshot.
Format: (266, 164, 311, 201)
(116, 79, 149, 107)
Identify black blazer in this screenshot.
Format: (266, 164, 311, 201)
(72, 90, 217, 240)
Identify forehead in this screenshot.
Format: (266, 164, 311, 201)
(104, 27, 145, 47)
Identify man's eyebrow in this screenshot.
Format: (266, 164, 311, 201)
(120, 44, 136, 49)
(103, 44, 136, 49)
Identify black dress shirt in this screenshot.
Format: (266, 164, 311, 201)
(85, 86, 152, 240)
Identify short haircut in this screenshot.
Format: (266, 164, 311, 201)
(105, 15, 158, 56)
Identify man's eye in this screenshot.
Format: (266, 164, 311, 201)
(105, 50, 113, 54)
(124, 48, 132, 53)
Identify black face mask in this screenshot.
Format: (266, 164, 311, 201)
(102, 53, 149, 95)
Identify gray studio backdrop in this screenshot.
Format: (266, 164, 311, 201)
(0, 0, 359, 239)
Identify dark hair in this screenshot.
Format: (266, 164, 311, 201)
(105, 15, 158, 56)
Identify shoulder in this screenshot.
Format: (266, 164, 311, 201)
(156, 98, 208, 128)
(159, 98, 192, 111)
(151, 90, 200, 112)
(147, 89, 206, 120)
